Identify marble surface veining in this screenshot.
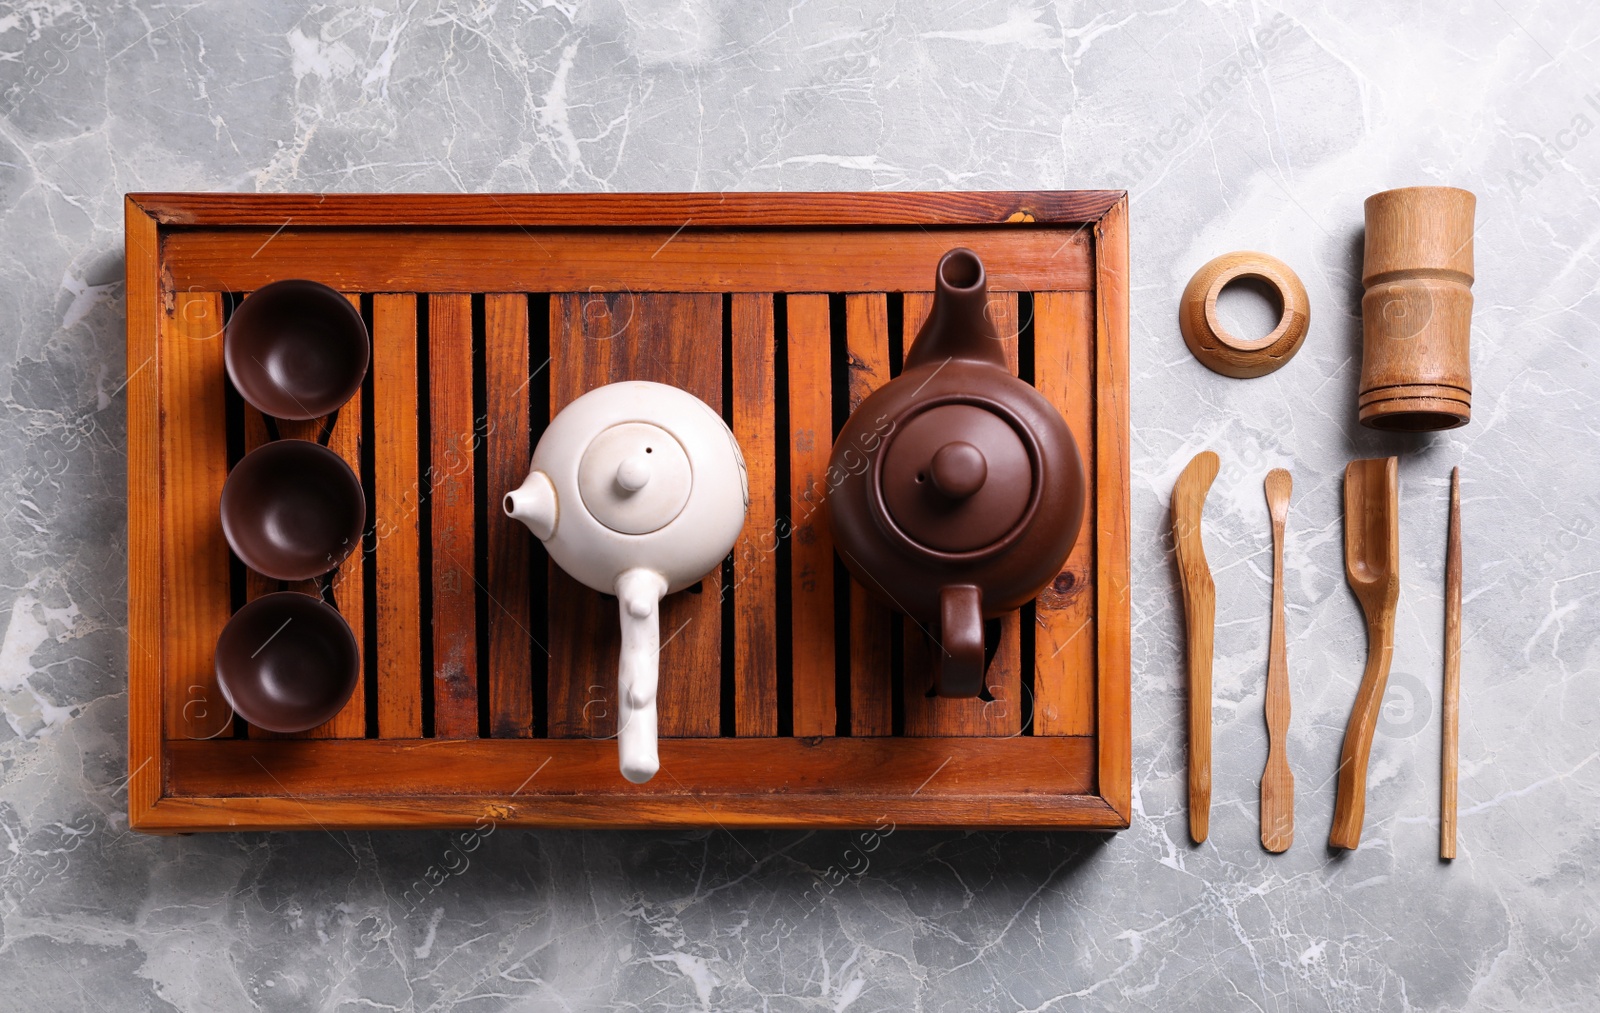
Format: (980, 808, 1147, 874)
(2, 2, 1597, 1010)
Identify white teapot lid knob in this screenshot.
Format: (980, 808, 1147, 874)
(615, 454, 651, 492)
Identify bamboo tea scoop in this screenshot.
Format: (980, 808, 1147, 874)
(1330, 456, 1400, 850)
(1441, 467, 1462, 860)
(1261, 468, 1294, 852)
(1172, 451, 1219, 844)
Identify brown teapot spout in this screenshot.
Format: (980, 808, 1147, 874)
(904, 248, 1009, 371)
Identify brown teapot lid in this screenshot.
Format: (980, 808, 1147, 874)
(881, 403, 1033, 553)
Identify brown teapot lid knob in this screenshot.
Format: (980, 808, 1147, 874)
(929, 441, 986, 498)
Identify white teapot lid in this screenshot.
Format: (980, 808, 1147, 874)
(577, 422, 693, 534)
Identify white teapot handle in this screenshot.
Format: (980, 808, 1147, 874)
(614, 567, 668, 783)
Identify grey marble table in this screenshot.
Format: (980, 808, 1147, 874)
(2, 2, 1595, 1010)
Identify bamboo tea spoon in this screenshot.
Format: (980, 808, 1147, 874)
(1262, 469, 1294, 852)
(1441, 467, 1462, 860)
(1330, 456, 1400, 850)
(1173, 451, 1219, 844)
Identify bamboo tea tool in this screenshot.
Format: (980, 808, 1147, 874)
(1441, 467, 1462, 860)
(1330, 456, 1400, 850)
(1180, 251, 1311, 378)
(1360, 187, 1476, 431)
(1173, 450, 1219, 844)
(1261, 468, 1294, 852)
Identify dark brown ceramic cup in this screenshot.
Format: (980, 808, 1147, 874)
(215, 591, 359, 733)
(221, 439, 366, 581)
(225, 279, 369, 420)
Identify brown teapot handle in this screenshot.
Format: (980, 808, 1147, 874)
(934, 584, 984, 697)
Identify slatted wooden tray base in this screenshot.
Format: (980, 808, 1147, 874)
(126, 191, 1129, 832)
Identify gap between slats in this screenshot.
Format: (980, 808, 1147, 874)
(483, 293, 538, 738)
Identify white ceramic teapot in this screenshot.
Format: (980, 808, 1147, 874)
(504, 380, 748, 783)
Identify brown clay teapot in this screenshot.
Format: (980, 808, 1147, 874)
(827, 248, 1085, 697)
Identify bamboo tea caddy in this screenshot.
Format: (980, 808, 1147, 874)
(1360, 186, 1476, 431)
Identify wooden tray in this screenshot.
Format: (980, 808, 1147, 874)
(125, 191, 1130, 832)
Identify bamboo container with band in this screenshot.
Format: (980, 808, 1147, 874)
(1359, 186, 1476, 431)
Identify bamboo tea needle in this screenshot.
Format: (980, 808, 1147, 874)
(1441, 467, 1462, 860)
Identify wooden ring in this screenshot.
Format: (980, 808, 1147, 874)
(1179, 251, 1310, 378)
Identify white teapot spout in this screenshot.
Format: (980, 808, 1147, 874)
(503, 470, 558, 540)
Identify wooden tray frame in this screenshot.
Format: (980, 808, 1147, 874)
(126, 191, 1130, 832)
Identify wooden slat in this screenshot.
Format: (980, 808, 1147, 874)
(163, 736, 1103, 831)
(901, 293, 939, 722)
(1034, 291, 1097, 735)
(544, 294, 616, 741)
(899, 293, 1024, 736)
(163, 228, 1092, 295)
(125, 199, 163, 822)
(901, 622, 938, 730)
(787, 294, 835, 737)
(547, 293, 723, 739)
(980, 295, 1024, 736)
(1095, 197, 1133, 819)
(320, 292, 369, 738)
(485, 294, 534, 738)
(274, 418, 322, 442)
(132, 190, 1126, 228)
(844, 294, 894, 736)
(428, 294, 479, 738)
(161, 293, 233, 742)
(372, 294, 424, 737)
(731, 294, 778, 736)
(142, 789, 1122, 833)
